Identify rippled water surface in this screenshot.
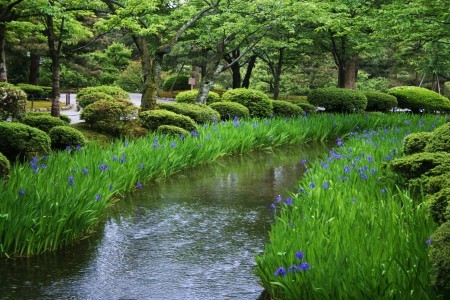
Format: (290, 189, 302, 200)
(1, 143, 329, 300)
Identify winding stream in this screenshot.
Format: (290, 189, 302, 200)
(1, 143, 329, 300)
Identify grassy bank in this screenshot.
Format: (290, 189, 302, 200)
(0, 114, 445, 257)
(255, 115, 444, 299)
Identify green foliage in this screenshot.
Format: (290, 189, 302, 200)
(0, 122, 50, 161)
(116, 61, 143, 93)
(0, 152, 10, 180)
(425, 122, 450, 153)
(26, 112, 71, 125)
(175, 90, 221, 105)
(429, 221, 450, 291)
(388, 86, 450, 113)
(80, 99, 138, 135)
(139, 109, 197, 132)
(222, 88, 273, 118)
(77, 86, 129, 103)
(364, 91, 398, 112)
(403, 132, 433, 155)
(295, 102, 317, 114)
(270, 100, 303, 117)
(427, 188, 450, 225)
(59, 114, 71, 125)
(163, 74, 191, 91)
(158, 102, 220, 124)
(49, 126, 86, 150)
(208, 101, 250, 120)
(16, 84, 51, 99)
(389, 152, 450, 179)
(307, 87, 368, 113)
(356, 71, 389, 92)
(0, 85, 27, 121)
(156, 125, 190, 137)
(77, 92, 114, 110)
(22, 115, 67, 133)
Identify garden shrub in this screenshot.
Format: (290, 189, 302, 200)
(175, 90, 221, 105)
(295, 102, 316, 114)
(158, 102, 220, 124)
(0, 122, 50, 161)
(22, 114, 67, 133)
(76, 91, 113, 110)
(425, 122, 450, 153)
(222, 88, 273, 118)
(156, 125, 190, 137)
(49, 126, 86, 150)
(76, 85, 129, 102)
(208, 101, 249, 120)
(59, 114, 71, 124)
(17, 84, 51, 99)
(162, 74, 190, 91)
(0, 85, 27, 121)
(80, 99, 138, 135)
(429, 221, 450, 291)
(0, 151, 10, 180)
(26, 111, 71, 125)
(427, 188, 450, 225)
(139, 109, 196, 132)
(364, 91, 397, 112)
(307, 87, 367, 113)
(270, 100, 303, 117)
(389, 152, 450, 179)
(388, 86, 450, 113)
(403, 132, 433, 155)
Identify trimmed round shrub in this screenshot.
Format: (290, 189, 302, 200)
(0, 85, 27, 121)
(156, 125, 190, 137)
(0, 122, 50, 161)
(76, 91, 113, 110)
(425, 122, 450, 153)
(427, 188, 450, 225)
(389, 152, 450, 179)
(222, 88, 273, 118)
(76, 86, 129, 103)
(49, 126, 86, 150)
(17, 84, 51, 99)
(403, 132, 433, 155)
(26, 111, 71, 124)
(175, 90, 221, 105)
(364, 91, 397, 112)
(158, 102, 220, 124)
(22, 114, 67, 133)
(307, 87, 367, 113)
(388, 86, 450, 113)
(0, 151, 10, 180)
(163, 74, 190, 91)
(80, 99, 138, 135)
(139, 109, 196, 132)
(295, 102, 317, 114)
(59, 114, 71, 124)
(209, 101, 249, 120)
(270, 100, 303, 117)
(429, 221, 450, 291)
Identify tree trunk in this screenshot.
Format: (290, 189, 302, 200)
(242, 54, 257, 88)
(230, 62, 241, 89)
(46, 14, 60, 117)
(138, 38, 159, 111)
(337, 55, 358, 89)
(272, 48, 284, 100)
(0, 24, 7, 82)
(29, 52, 40, 85)
(192, 65, 200, 88)
(196, 40, 225, 104)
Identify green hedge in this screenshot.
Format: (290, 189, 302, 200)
(429, 221, 450, 291)
(0, 122, 50, 161)
(158, 102, 220, 124)
(139, 109, 196, 132)
(22, 114, 67, 133)
(222, 88, 273, 118)
(175, 90, 221, 105)
(425, 122, 450, 153)
(49, 126, 86, 150)
(364, 91, 398, 112)
(270, 100, 303, 117)
(17, 84, 51, 100)
(163, 74, 191, 91)
(403, 132, 433, 155)
(0, 151, 10, 180)
(295, 102, 316, 114)
(389, 152, 450, 179)
(76, 86, 129, 103)
(77, 91, 114, 110)
(156, 125, 190, 137)
(307, 87, 367, 113)
(208, 101, 249, 120)
(26, 112, 71, 125)
(0, 85, 27, 121)
(388, 86, 450, 113)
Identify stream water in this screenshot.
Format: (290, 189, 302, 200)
(0, 143, 329, 300)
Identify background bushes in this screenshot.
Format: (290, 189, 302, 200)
(222, 88, 273, 118)
(307, 87, 367, 113)
(0, 122, 50, 161)
(26, 112, 71, 125)
(388, 86, 450, 113)
(175, 90, 221, 104)
(162, 74, 190, 91)
(208, 102, 249, 120)
(22, 114, 67, 133)
(364, 91, 397, 112)
(16, 84, 51, 100)
(0, 85, 27, 121)
(139, 109, 196, 132)
(158, 102, 220, 124)
(0, 152, 10, 180)
(270, 100, 303, 117)
(156, 125, 190, 137)
(49, 126, 86, 150)
(76, 92, 114, 110)
(76, 85, 129, 103)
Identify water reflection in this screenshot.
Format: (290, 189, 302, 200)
(0, 143, 329, 300)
